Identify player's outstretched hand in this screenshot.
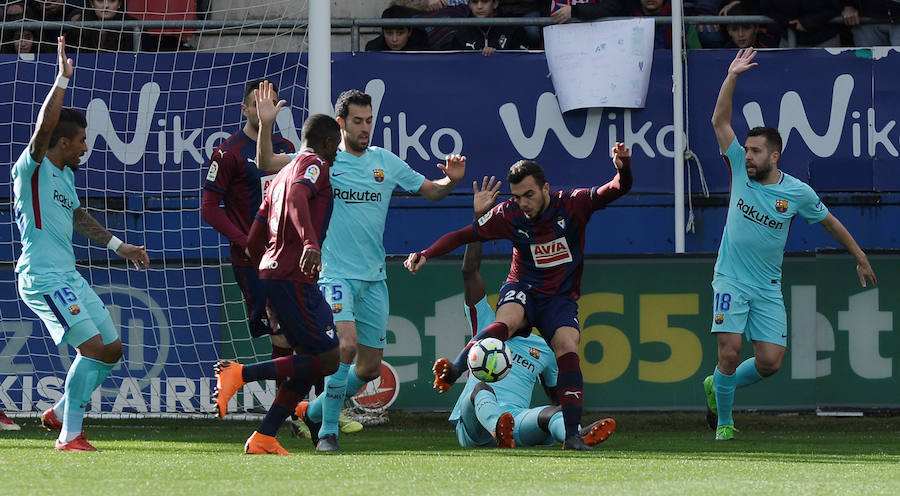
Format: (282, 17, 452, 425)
(473, 175, 501, 217)
(611, 142, 630, 170)
(404, 252, 427, 274)
(299, 246, 321, 276)
(57, 36, 73, 79)
(438, 154, 466, 183)
(117, 243, 149, 270)
(857, 259, 877, 288)
(729, 48, 758, 76)
(255, 80, 285, 127)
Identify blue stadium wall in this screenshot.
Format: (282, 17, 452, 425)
(1, 48, 898, 257)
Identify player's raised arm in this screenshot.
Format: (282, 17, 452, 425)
(818, 213, 877, 287)
(73, 207, 149, 270)
(255, 80, 293, 172)
(711, 48, 757, 154)
(461, 176, 501, 304)
(593, 142, 633, 205)
(29, 36, 74, 164)
(418, 154, 466, 201)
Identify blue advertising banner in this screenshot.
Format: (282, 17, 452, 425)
(1, 49, 898, 197)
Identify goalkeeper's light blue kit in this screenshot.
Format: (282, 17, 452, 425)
(450, 329, 559, 447)
(12, 149, 113, 346)
(711, 138, 828, 346)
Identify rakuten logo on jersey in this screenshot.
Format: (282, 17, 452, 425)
(333, 187, 383, 204)
(530, 237, 572, 268)
(736, 198, 784, 230)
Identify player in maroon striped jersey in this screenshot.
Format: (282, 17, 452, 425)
(212, 114, 343, 455)
(201, 79, 296, 361)
(405, 142, 632, 450)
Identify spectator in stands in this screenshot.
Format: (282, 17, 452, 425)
(453, 0, 528, 55)
(840, 1, 900, 46)
(19, 0, 84, 53)
(760, 0, 842, 47)
(366, 4, 430, 51)
(75, 0, 136, 52)
(625, 0, 673, 48)
(400, 0, 469, 49)
(0, 21, 38, 54)
(549, 1, 626, 24)
(426, 0, 469, 8)
(499, 0, 547, 48)
(721, 2, 779, 47)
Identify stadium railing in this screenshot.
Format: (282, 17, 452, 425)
(0, 16, 892, 52)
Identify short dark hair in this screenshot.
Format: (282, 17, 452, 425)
(507, 160, 546, 187)
(335, 90, 372, 119)
(747, 126, 782, 154)
(49, 108, 87, 148)
(244, 78, 276, 103)
(302, 113, 341, 147)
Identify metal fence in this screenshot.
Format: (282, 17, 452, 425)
(0, 16, 889, 52)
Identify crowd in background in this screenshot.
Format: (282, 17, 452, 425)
(1, 0, 201, 54)
(1, 0, 898, 55)
(366, 0, 900, 53)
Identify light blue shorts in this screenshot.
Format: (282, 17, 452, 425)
(711, 276, 787, 347)
(455, 399, 555, 448)
(17, 271, 115, 347)
(318, 277, 389, 349)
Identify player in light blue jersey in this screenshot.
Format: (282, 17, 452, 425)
(13, 37, 149, 451)
(451, 177, 615, 449)
(258, 89, 465, 451)
(705, 48, 877, 441)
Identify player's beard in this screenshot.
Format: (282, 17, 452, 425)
(746, 160, 772, 181)
(344, 132, 369, 153)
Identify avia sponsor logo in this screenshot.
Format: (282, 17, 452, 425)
(333, 187, 382, 204)
(511, 352, 537, 374)
(736, 198, 784, 229)
(530, 236, 573, 268)
(52, 190, 75, 210)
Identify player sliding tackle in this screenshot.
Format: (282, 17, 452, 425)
(703, 48, 877, 441)
(450, 177, 616, 449)
(406, 144, 632, 451)
(13, 36, 150, 451)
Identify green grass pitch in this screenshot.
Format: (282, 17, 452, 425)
(2, 413, 899, 495)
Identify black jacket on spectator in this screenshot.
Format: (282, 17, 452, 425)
(841, 0, 900, 21)
(761, 0, 842, 46)
(75, 11, 137, 53)
(452, 22, 528, 51)
(499, 0, 549, 16)
(571, 0, 627, 20)
(20, 0, 84, 53)
(365, 27, 430, 51)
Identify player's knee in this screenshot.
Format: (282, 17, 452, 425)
(756, 357, 782, 377)
(103, 340, 123, 363)
(357, 366, 380, 383)
(318, 348, 341, 376)
(717, 347, 741, 370)
(470, 381, 495, 404)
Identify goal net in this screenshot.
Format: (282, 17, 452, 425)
(0, 0, 322, 418)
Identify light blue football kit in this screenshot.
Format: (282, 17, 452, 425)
(712, 138, 828, 346)
(12, 149, 114, 346)
(710, 137, 828, 429)
(450, 297, 573, 447)
(300, 146, 425, 438)
(12, 147, 118, 442)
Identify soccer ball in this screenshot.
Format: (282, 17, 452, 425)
(467, 338, 512, 382)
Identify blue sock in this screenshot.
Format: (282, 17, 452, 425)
(318, 362, 349, 437)
(734, 357, 764, 388)
(714, 367, 737, 427)
(548, 412, 567, 443)
(473, 389, 501, 434)
(52, 360, 113, 419)
(307, 390, 323, 422)
(345, 364, 369, 398)
(60, 355, 104, 442)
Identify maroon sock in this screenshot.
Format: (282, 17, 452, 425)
(556, 352, 584, 438)
(271, 345, 293, 389)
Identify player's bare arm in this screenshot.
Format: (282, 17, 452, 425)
(819, 213, 877, 287)
(462, 176, 500, 304)
(29, 36, 73, 164)
(418, 154, 466, 201)
(255, 80, 292, 172)
(73, 207, 149, 270)
(711, 48, 758, 154)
